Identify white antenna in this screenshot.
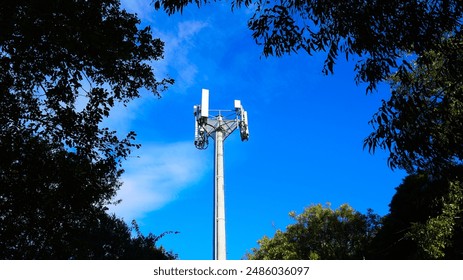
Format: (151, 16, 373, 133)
(235, 99, 249, 141)
(193, 88, 249, 260)
(200, 89, 209, 120)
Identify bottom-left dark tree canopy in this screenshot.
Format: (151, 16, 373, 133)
(0, 128, 175, 259)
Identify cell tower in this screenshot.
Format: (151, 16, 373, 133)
(193, 89, 249, 260)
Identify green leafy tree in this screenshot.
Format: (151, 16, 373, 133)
(1, 0, 174, 259)
(365, 38, 463, 173)
(370, 171, 463, 259)
(246, 203, 381, 260)
(362, 37, 463, 258)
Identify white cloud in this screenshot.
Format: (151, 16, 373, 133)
(151, 20, 209, 92)
(105, 1, 213, 221)
(177, 21, 209, 41)
(108, 141, 210, 220)
(121, 0, 219, 92)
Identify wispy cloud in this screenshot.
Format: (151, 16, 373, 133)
(153, 20, 209, 91)
(177, 20, 209, 41)
(108, 141, 210, 221)
(120, 0, 209, 90)
(96, 1, 212, 221)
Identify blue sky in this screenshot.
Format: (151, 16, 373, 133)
(107, 0, 407, 260)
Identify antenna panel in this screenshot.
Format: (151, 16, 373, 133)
(194, 114, 199, 138)
(240, 110, 249, 141)
(193, 105, 199, 119)
(201, 89, 209, 118)
(234, 100, 242, 111)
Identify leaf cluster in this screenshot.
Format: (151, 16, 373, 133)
(1, 0, 175, 259)
(364, 37, 463, 173)
(0, 129, 174, 259)
(246, 203, 380, 260)
(370, 171, 463, 259)
(1, 0, 173, 163)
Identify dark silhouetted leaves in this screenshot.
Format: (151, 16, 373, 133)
(364, 38, 463, 173)
(1, 0, 174, 259)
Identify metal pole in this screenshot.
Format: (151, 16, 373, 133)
(213, 116, 226, 260)
(194, 90, 248, 260)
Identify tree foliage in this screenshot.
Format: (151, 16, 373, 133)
(246, 204, 380, 260)
(1, 0, 172, 162)
(1, 0, 174, 259)
(365, 38, 463, 173)
(370, 171, 463, 259)
(0, 129, 176, 259)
